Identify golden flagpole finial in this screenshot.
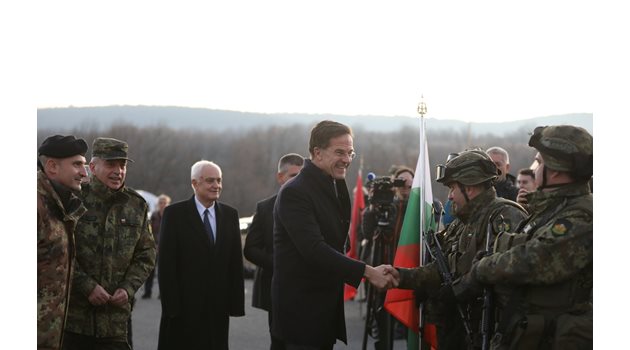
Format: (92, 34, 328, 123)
(417, 94, 427, 118)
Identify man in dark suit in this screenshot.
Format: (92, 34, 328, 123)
(157, 160, 244, 350)
(272, 120, 399, 350)
(244, 153, 304, 350)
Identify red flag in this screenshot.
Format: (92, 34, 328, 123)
(344, 170, 365, 301)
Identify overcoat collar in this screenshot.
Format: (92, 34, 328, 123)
(301, 159, 350, 207)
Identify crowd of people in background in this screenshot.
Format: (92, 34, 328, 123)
(37, 120, 592, 350)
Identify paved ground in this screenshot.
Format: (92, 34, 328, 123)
(132, 278, 407, 350)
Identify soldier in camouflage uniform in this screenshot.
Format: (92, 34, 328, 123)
(38, 135, 89, 350)
(454, 125, 593, 349)
(63, 137, 156, 350)
(394, 150, 528, 350)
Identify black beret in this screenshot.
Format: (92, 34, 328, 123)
(38, 135, 88, 158)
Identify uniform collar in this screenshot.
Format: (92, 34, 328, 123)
(38, 170, 86, 221)
(526, 182, 591, 214)
(86, 176, 129, 203)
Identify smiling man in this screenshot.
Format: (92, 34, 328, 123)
(157, 160, 244, 350)
(64, 137, 156, 350)
(37, 135, 88, 350)
(272, 120, 398, 350)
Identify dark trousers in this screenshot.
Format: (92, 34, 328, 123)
(268, 311, 286, 350)
(158, 313, 230, 350)
(143, 267, 155, 296)
(373, 307, 393, 350)
(62, 332, 131, 350)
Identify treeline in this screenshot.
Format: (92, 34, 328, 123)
(37, 122, 536, 216)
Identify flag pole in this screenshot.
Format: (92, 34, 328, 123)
(383, 95, 435, 350)
(416, 95, 428, 350)
(417, 95, 427, 264)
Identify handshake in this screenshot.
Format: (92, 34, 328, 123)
(364, 264, 400, 290)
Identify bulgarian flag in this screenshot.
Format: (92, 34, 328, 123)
(344, 169, 365, 301)
(384, 119, 438, 349)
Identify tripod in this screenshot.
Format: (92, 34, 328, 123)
(362, 206, 397, 350)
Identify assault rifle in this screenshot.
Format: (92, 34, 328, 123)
(424, 229, 474, 346)
(481, 215, 504, 350)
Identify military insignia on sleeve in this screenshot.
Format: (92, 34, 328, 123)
(495, 219, 511, 233)
(551, 219, 572, 236)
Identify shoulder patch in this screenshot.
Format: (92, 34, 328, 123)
(551, 219, 572, 236)
(502, 220, 511, 232)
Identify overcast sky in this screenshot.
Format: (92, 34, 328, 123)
(30, 1, 599, 122)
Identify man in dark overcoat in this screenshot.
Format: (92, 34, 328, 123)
(272, 120, 397, 350)
(157, 160, 244, 349)
(244, 153, 304, 349)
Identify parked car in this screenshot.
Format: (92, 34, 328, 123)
(239, 215, 256, 279)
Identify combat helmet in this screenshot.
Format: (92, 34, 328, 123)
(528, 125, 593, 179)
(436, 149, 498, 186)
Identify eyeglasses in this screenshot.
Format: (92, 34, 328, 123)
(331, 149, 357, 160)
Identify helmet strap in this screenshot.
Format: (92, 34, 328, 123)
(458, 183, 470, 203)
(537, 165, 571, 190)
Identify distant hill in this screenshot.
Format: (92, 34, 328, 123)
(37, 105, 593, 136)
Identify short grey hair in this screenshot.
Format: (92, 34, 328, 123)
(486, 146, 510, 164)
(278, 153, 304, 173)
(191, 160, 220, 180)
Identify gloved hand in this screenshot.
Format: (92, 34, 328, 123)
(474, 250, 487, 261)
(451, 263, 484, 302)
(436, 283, 456, 303)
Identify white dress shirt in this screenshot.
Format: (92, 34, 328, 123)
(194, 196, 217, 242)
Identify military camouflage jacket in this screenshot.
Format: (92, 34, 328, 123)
(474, 183, 593, 312)
(397, 187, 527, 349)
(398, 187, 527, 293)
(37, 170, 86, 349)
(65, 177, 156, 339)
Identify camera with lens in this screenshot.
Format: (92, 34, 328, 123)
(367, 175, 406, 207)
(365, 173, 406, 233)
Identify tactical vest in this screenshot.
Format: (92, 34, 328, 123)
(490, 198, 592, 350)
(433, 198, 526, 348)
(447, 198, 525, 278)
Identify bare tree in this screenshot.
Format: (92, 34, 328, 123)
(38, 122, 540, 216)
